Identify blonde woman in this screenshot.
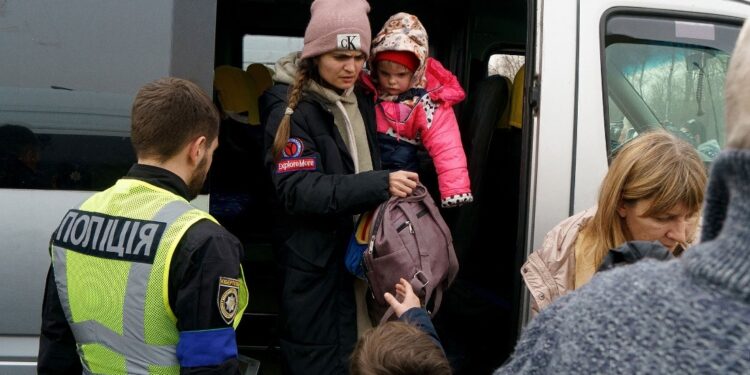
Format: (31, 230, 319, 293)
(522, 130, 707, 313)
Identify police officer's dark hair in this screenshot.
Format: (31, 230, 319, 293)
(131, 77, 219, 161)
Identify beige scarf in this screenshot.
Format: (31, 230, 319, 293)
(307, 80, 373, 173)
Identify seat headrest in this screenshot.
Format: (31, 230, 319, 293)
(244, 63, 274, 125)
(509, 64, 525, 129)
(214, 65, 252, 113)
(214, 64, 274, 125)
(245, 63, 273, 96)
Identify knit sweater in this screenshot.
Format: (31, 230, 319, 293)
(496, 150, 750, 374)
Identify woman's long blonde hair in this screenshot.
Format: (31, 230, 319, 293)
(578, 130, 708, 268)
(271, 58, 314, 161)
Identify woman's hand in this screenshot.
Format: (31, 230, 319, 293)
(388, 170, 419, 197)
(383, 278, 421, 318)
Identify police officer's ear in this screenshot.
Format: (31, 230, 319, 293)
(185, 135, 208, 167)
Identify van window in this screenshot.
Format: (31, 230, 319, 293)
(0, 88, 134, 191)
(243, 35, 304, 70)
(488, 53, 525, 78)
(603, 14, 740, 161)
(0, 0, 195, 192)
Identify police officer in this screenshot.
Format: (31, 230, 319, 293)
(38, 77, 249, 374)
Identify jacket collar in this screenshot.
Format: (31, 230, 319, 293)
(684, 150, 750, 301)
(123, 164, 191, 200)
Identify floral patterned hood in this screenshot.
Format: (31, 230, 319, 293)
(370, 12, 429, 90)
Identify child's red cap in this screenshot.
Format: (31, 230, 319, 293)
(373, 50, 420, 72)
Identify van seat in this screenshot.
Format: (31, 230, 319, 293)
(214, 64, 273, 125)
(214, 65, 252, 116)
(434, 73, 517, 373)
(245, 63, 274, 125)
(454, 74, 512, 261)
(509, 64, 525, 129)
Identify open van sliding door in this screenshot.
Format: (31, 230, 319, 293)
(519, 0, 579, 323)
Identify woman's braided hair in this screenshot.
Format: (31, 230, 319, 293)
(272, 58, 313, 161)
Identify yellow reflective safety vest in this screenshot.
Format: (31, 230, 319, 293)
(50, 179, 248, 374)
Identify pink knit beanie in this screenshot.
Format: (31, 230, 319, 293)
(301, 0, 371, 59)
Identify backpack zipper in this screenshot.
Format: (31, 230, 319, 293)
(396, 209, 428, 232)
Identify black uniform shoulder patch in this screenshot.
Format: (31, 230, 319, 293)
(218, 276, 240, 324)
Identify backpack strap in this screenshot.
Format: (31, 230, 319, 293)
(401, 203, 431, 295)
(367, 196, 394, 255)
(379, 274, 433, 325)
(432, 287, 443, 315)
(379, 307, 396, 325)
(417, 187, 458, 316)
(379, 280, 441, 326)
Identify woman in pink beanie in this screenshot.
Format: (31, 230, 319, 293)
(259, 0, 420, 373)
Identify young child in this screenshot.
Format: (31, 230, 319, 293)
(350, 278, 452, 375)
(369, 12, 472, 208)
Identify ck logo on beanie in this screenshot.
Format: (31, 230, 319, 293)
(337, 34, 361, 50)
(301, 0, 370, 59)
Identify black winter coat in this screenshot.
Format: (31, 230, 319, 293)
(597, 240, 674, 272)
(259, 83, 390, 375)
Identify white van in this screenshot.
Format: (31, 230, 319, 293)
(1, 0, 748, 373)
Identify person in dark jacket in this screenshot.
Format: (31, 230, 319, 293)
(258, 0, 419, 373)
(38, 78, 248, 374)
(597, 240, 675, 272)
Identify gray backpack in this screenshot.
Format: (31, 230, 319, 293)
(363, 183, 459, 323)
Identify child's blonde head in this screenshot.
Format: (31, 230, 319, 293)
(350, 321, 452, 375)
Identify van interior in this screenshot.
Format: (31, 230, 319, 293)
(210, 0, 531, 373)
